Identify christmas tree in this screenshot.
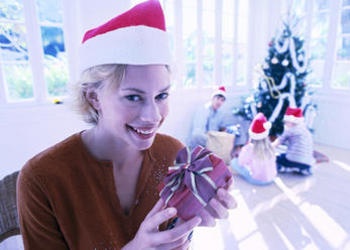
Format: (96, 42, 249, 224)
(234, 18, 311, 136)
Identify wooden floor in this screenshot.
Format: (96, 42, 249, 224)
(1, 144, 349, 250)
(192, 144, 350, 250)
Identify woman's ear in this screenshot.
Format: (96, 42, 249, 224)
(85, 88, 101, 110)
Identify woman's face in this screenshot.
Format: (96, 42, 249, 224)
(96, 65, 170, 150)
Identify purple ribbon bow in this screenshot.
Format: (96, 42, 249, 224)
(160, 146, 218, 207)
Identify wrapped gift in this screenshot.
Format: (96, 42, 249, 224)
(159, 145, 233, 220)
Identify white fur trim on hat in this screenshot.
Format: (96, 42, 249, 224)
(211, 86, 227, 99)
(284, 115, 304, 124)
(79, 26, 171, 72)
(284, 107, 304, 124)
(78, 0, 171, 73)
(249, 121, 271, 140)
(249, 113, 271, 140)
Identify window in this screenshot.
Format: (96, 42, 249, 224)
(292, 0, 350, 90)
(133, 0, 249, 88)
(333, 0, 350, 89)
(0, 0, 67, 104)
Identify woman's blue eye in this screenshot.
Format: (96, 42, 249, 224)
(126, 95, 142, 102)
(156, 92, 169, 101)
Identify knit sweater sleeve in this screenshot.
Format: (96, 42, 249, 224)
(17, 160, 69, 250)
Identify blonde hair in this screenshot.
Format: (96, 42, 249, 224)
(251, 138, 275, 160)
(73, 64, 127, 125)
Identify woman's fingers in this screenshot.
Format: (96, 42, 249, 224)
(198, 208, 216, 227)
(216, 187, 237, 209)
(145, 206, 177, 231)
(157, 235, 191, 250)
(199, 186, 237, 224)
(226, 177, 235, 190)
(208, 196, 229, 219)
(145, 199, 166, 219)
(156, 216, 201, 245)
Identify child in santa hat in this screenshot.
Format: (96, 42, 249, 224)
(17, 1, 236, 250)
(272, 106, 314, 175)
(230, 112, 277, 185)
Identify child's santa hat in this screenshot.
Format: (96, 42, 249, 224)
(211, 86, 227, 100)
(79, 0, 171, 72)
(284, 106, 304, 124)
(249, 112, 271, 140)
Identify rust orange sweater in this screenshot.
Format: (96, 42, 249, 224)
(17, 132, 183, 250)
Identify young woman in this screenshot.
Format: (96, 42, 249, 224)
(17, 1, 236, 249)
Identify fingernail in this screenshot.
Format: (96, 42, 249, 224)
(167, 207, 177, 216)
(194, 216, 202, 225)
(218, 188, 225, 197)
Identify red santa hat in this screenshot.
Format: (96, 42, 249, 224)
(249, 112, 271, 140)
(211, 86, 227, 99)
(284, 106, 304, 124)
(79, 0, 171, 72)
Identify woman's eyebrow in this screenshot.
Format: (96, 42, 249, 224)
(121, 85, 171, 93)
(121, 87, 145, 93)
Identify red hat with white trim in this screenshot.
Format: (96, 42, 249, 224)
(211, 86, 227, 99)
(284, 106, 304, 124)
(249, 112, 271, 140)
(79, 0, 171, 72)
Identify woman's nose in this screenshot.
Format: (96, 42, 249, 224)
(139, 101, 162, 123)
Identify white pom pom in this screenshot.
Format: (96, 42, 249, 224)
(264, 121, 272, 130)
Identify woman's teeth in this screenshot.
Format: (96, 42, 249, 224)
(134, 128, 153, 135)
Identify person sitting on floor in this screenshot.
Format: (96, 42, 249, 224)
(230, 112, 277, 185)
(188, 86, 229, 149)
(272, 106, 314, 175)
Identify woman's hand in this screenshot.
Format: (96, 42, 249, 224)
(122, 199, 201, 250)
(198, 177, 237, 227)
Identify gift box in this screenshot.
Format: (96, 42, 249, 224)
(159, 145, 233, 221)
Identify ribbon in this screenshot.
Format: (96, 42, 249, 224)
(160, 146, 218, 207)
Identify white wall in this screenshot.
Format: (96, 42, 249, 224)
(0, 103, 89, 178)
(312, 91, 350, 151)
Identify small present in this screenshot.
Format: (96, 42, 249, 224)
(159, 145, 233, 220)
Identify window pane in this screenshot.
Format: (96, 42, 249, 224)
(183, 0, 197, 87)
(0, 0, 25, 22)
(236, 53, 247, 85)
(314, 0, 330, 11)
(332, 62, 350, 89)
(36, 0, 63, 23)
(312, 12, 329, 38)
(0, 1, 34, 102)
(184, 62, 195, 86)
(44, 56, 68, 96)
(222, 0, 234, 86)
(336, 36, 350, 59)
(236, 0, 248, 86)
(308, 60, 324, 87)
(202, 0, 215, 86)
(310, 38, 327, 59)
(292, 0, 306, 18)
(343, 0, 350, 7)
(222, 41, 233, 86)
(3, 63, 34, 101)
(36, 0, 68, 97)
(0, 23, 28, 61)
(342, 9, 350, 33)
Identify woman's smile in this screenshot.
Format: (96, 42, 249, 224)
(126, 124, 157, 139)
